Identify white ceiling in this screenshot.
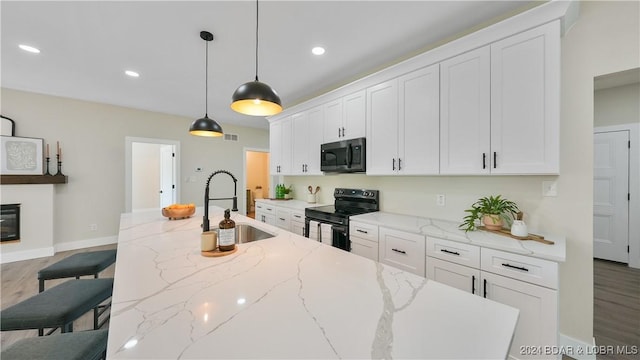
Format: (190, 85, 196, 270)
(1, 1, 539, 130)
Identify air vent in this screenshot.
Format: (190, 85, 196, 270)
(224, 133, 239, 142)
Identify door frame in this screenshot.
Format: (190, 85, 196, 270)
(594, 123, 639, 268)
(125, 137, 181, 213)
(242, 147, 270, 216)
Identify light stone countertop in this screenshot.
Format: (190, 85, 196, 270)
(107, 206, 518, 359)
(350, 212, 566, 262)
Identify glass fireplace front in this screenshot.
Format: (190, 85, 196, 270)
(1, 204, 20, 242)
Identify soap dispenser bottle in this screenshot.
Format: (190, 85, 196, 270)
(218, 209, 236, 252)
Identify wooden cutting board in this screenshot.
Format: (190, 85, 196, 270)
(477, 226, 554, 245)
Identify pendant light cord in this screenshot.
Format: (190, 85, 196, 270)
(254, 0, 259, 82)
(205, 39, 209, 116)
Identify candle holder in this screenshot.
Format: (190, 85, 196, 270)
(54, 154, 65, 177)
(45, 157, 52, 176)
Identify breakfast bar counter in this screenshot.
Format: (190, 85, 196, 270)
(107, 207, 518, 359)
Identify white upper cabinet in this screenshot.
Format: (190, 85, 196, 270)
(291, 106, 323, 175)
(269, 117, 292, 175)
(490, 21, 560, 174)
(323, 90, 366, 143)
(366, 79, 399, 175)
(398, 64, 440, 175)
(367, 64, 440, 175)
(440, 46, 491, 175)
(440, 20, 560, 175)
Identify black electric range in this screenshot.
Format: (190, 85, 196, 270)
(305, 188, 379, 251)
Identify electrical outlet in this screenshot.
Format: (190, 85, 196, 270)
(436, 194, 446, 206)
(542, 180, 558, 197)
(89, 224, 98, 231)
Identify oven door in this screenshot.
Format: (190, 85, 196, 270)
(305, 218, 350, 252)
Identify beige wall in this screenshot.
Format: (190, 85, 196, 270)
(594, 82, 640, 127)
(0, 88, 269, 249)
(286, 0, 640, 345)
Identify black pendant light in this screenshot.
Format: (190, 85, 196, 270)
(190, 31, 223, 137)
(231, 0, 282, 116)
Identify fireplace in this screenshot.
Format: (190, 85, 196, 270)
(1, 204, 20, 242)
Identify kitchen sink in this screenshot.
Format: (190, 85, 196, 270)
(210, 224, 275, 244)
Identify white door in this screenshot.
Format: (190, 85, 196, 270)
(594, 131, 630, 263)
(305, 106, 324, 174)
(323, 98, 343, 142)
(343, 90, 366, 140)
(399, 64, 440, 175)
(159, 145, 175, 207)
(426, 257, 480, 295)
(366, 79, 399, 175)
(291, 112, 307, 175)
(440, 46, 491, 174)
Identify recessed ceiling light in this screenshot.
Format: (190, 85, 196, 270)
(125, 70, 140, 78)
(312, 46, 325, 56)
(18, 44, 40, 54)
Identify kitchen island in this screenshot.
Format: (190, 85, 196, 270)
(107, 207, 518, 359)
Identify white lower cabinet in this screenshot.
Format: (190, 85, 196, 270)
(426, 237, 559, 360)
(379, 227, 425, 276)
(291, 210, 305, 237)
(275, 208, 291, 230)
(255, 203, 276, 226)
(350, 221, 380, 261)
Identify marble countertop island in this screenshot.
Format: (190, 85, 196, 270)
(107, 207, 518, 359)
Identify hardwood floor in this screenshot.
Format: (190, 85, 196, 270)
(1, 248, 638, 358)
(593, 259, 640, 360)
(0, 244, 117, 350)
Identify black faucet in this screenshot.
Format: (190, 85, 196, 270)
(202, 170, 238, 232)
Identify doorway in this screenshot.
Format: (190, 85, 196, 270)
(125, 137, 180, 212)
(593, 68, 640, 268)
(244, 148, 270, 218)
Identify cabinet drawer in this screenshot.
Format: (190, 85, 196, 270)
(256, 202, 275, 214)
(350, 236, 379, 262)
(291, 211, 305, 223)
(275, 208, 291, 230)
(426, 237, 480, 268)
(379, 228, 425, 276)
(349, 221, 378, 242)
(481, 248, 558, 289)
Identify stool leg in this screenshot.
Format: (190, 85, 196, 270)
(38, 328, 44, 336)
(94, 307, 99, 329)
(39, 279, 45, 293)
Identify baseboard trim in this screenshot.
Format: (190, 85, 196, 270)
(560, 334, 596, 360)
(55, 236, 118, 253)
(0, 236, 118, 264)
(0, 247, 55, 264)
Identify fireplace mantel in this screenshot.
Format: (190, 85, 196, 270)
(1, 175, 67, 185)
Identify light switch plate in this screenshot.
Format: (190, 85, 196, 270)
(436, 194, 446, 206)
(542, 180, 558, 197)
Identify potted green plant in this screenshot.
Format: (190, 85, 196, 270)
(460, 195, 520, 232)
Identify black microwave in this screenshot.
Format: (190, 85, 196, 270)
(320, 137, 366, 173)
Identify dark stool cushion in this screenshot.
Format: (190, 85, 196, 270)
(1, 329, 108, 360)
(1, 279, 114, 331)
(38, 250, 117, 281)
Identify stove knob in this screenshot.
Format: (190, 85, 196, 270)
(362, 191, 369, 197)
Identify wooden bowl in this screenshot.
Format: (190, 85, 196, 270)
(162, 205, 195, 220)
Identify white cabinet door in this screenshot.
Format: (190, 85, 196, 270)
(426, 257, 480, 295)
(490, 21, 560, 175)
(440, 46, 491, 175)
(379, 227, 425, 276)
(482, 271, 557, 360)
(343, 90, 366, 140)
(269, 118, 292, 175)
(323, 98, 343, 143)
(399, 64, 440, 175)
(291, 221, 305, 237)
(291, 112, 307, 175)
(275, 207, 291, 230)
(351, 236, 379, 262)
(367, 79, 399, 175)
(305, 106, 324, 174)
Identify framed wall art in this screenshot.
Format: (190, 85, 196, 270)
(1, 135, 44, 175)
